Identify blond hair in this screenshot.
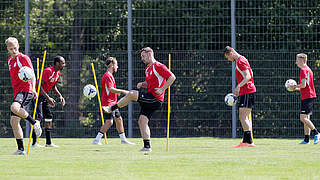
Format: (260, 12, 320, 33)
(5, 37, 19, 46)
(297, 53, 307, 62)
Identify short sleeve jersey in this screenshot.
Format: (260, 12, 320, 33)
(145, 61, 172, 102)
(38, 66, 61, 94)
(8, 53, 34, 97)
(235, 56, 256, 95)
(101, 71, 118, 106)
(300, 65, 316, 100)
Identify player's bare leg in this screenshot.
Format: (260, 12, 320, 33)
(139, 115, 151, 151)
(115, 117, 134, 144)
(103, 90, 139, 113)
(10, 116, 25, 154)
(299, 114, 319, 144)
(235, 107, 254, 147)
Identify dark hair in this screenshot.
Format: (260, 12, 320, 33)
(140, 47, 153, 54)
(224, 46, 234, 55)
(106, 57, 117, 66)
(54, 56, 63, 65)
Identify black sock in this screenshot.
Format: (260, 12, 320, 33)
(143, 139, 150, 148)
(45, 128, 52, 145)
(16, 139, 24, 151)
(304, 135, 310, 142)
(25, 115, 36, 125)
(243, 131, 252, 144)
(111, 104, 119, 111)
(311, 129, 319, 135)
(32, 131, 37, 145)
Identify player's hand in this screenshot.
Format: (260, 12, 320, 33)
(59, 96, 65, 107)
(155, 87, 164, 95)
(288, 84, 296, 91)
(48, 97, 56, 108)
(233, 86, 240, 97)
(32, 90, 38, 99)
(137, 82, 143, 89)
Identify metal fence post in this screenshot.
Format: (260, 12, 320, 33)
(231, 0, 237, 138)
(127, 0, 133, 138)
(25, 0, 31, 138)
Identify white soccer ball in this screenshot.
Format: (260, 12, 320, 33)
(18, 66, 34, 82)
(83, 84, 97, 98)
(285, 79, 297, 92)
(224, 93, 237, 106)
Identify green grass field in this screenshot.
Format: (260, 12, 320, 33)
(0, 137, 320, 180)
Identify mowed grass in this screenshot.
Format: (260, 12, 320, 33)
(0, 138, 320, 180)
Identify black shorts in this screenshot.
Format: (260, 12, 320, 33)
(11, 92, 34, 116)
(103, 109, 121, 120)
(137, 91, 162, 120)
(301, 98, 315, 115)
(238, 93, 255, 109)
(36, 95, 53, 121)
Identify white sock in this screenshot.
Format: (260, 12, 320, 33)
(95, 132, 103, 140)
(119, 133, 126, 141)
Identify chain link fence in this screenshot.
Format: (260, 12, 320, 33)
(0, 0, 319, 138)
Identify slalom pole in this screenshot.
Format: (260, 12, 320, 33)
(36, 57, 39, 144)
(91, 62, 107, 144)
(27, 50, 46, 155)
(166, 54, 171, 151)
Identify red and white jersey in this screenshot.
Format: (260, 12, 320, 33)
(8, 53, 34, 97)
(235, 56, 256, 95)
(38, 66, 61, 94)
(300, 65, 316, 100)
(145, 61, 172, 101)
(101, 71, 118, 106)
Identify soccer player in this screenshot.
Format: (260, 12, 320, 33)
(224, 46, 256, 147)
(103, 47, 176, 152)
(32, 56, 66, 148)
(6, 37, 42, 155)
(92, 57, 134, 145)
(288, 53, 319, 144)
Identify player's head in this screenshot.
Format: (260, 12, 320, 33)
(5, 37, 20, 58)
(224, 46, 237, 62)
(105, 57, 118, 72)
(54, 56, 66, 71)
(296, 53, 307, 68)
(140, 47, 154, 65)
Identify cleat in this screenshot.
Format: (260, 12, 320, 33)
(33, 120, 42, 137)
(314, 134, 320, 144)
(248, 143, 255, 147)
(32, 143, 44, 148)
(234, 142, 249, 147)
(139, 147, 152, 152)
(92, 139, 102, 145)
(298, 141, 310, 145)
(102, 106, 112, 114)
(121, 140, 135, 145)
(45, 143, 59, 147)
(13, 150, 26, 155)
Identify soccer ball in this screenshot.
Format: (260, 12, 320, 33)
(18, 66, 34, 82)
(83, 84, 97, 98)
(224, 93, 237, 106)
(285, 79, 297, 92)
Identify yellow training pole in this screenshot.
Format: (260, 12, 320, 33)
(27, 51, 47, 155)
(166, 54, 171, 151)
(250, 112, 254, 143)
(36, 57, 39, 144)
(91, 62, 107, 144)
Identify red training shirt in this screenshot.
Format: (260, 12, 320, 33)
(8, 53, 34, 97)
(145, 61, 172, 102)
(235, 56, 256, 95)
(38, 66, 61, 94)
(300, 65, 316, 100)
(101, 71, 118, 106)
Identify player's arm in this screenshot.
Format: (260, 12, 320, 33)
(293, 78, 306, 91)
(137, 81, 148, 89)
(31, 71, 37, 99)
(108, 87, 129, 95)
(156, 74, 176, 95)
(40, 83, 56, 107)
(52, 85, 65, 106)
(234, 69, 251, 96)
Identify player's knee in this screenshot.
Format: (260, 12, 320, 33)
(107, 119, 113, 126)
(10, 103, 20, 114)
